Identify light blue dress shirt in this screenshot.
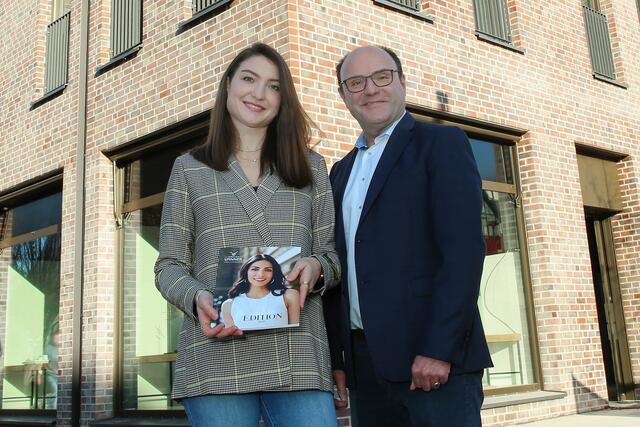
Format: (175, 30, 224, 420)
(342, 112, 406, 329)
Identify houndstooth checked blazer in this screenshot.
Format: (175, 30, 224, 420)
(155, 150, 340, 400)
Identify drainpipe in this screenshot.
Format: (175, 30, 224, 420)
(72, 0, 90, 425)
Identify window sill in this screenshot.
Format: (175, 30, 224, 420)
(373, 0, 434, 23)
(593, 73, 628, 89)
(482, 390, 567, 409)
(95, 44, 143, 77)
(0, 414, 56, 425)
(30, 84, 67, 110)
(475, 31, 525, 55)
(90, 416, 189, 426)
(176, 0, 233, 35)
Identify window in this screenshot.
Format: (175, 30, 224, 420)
(51, 0, 70, 21)
(193, 0, 231, 14)
(120, 147, 185, 411)
(371, 0, 433, 22)
(111, 116, 207, 412)
(469, 137, 540, 392)
(378, 0, 420, 12)
(110, 0, 142, 59)
(583, 0, 617, 81)
(177, 0, 233, 34)
(0, 188, 63, 410)
(31, 1, 70, 108)
(472, 0, 512, 44)
(43, 12, 70, 95)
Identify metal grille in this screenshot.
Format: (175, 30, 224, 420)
(386, 0, 421, 11)
(193, 0, 225, 13)
(584, 6, 616, 80)
(44, 12, 70, 93)
(111, 0, 142, 58)
(473, 0, 511, 43)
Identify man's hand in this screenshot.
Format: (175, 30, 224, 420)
(195, 290, 243, 339)
(286, 256, 322, 308)
(410, 355, 450, 391)
(332, 369, 348, 409)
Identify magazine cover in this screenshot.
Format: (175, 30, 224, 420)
(211, 246, 302, 331)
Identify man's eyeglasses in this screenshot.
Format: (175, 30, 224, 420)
(340, 69, 399, 93)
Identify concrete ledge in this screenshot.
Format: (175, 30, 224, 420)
(483, 390, 567, 409)
(0, 414, 56, 425)
(609, 400, 640, 409)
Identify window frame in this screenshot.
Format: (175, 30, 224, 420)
(30, 9, 71, 110)
(176, 0, 234, 35)
(108, 113, 208, 415)
(582, 4, 625, 87)
(0, 175, 63, 416)
(472, 0, 525, 54)
(95, 0, 144, 77)
(410, 108, 543, 396)
(372, 0, 434, 23)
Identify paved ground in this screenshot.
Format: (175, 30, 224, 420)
(518, 408, 640, 426)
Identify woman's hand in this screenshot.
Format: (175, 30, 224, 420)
(286, 257, 322, 308)
(195, 290, 243, 339)
(332, 369, 348, 409)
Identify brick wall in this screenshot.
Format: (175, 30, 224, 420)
(1, 0, 639, 425)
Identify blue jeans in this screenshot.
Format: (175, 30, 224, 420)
(183, 390, 338, 427)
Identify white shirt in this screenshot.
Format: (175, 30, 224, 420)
(342, 112, 406, 329)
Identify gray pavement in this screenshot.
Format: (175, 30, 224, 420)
(518, 408, 640, 426)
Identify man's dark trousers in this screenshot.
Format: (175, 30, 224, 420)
(349, 331, 484, 427)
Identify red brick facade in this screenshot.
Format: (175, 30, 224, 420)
(1, 0, 639, 426)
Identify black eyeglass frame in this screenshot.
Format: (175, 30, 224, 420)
(340, 69, 400, 93)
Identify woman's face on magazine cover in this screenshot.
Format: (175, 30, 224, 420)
(247, 260, 274, 288)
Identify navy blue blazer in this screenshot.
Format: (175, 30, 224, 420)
(324, 113, 492, 383)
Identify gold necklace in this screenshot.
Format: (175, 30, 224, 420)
(236, 154, 259, 163)
(236, 145, 263, 153)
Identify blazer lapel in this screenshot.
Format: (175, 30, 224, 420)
(219, 156, 278, 245)
(359, 114, 415, 225)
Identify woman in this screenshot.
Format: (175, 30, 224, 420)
(221, 253, 300, 329)
(154, 43, 340, 427)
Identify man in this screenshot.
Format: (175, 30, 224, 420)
(324, 45, 492, 426)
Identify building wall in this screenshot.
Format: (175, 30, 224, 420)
(0, 0, 83, 424)
(1, 0, 639, 426)
(80, 0, 297, 422)
(289, 2, 640, 424)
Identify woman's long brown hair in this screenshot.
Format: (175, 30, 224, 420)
(192, 43, 313, 188)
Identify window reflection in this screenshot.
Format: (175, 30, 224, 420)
(479, 190, 535, 388)
(1, 233, 61, 409)
(11, 193, 62, 237)
(119, 142, 198, 411)
(122, 204, 183, 410)
(469, 138, 513, 184)
(125, 145, 191, 203)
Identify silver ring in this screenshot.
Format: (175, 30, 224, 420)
(432, 381, 441, 390)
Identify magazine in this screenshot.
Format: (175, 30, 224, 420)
(210, 246, 302, 331)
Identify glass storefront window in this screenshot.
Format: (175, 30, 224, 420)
(0, 192, 62, 410)
(121, 204, 182, 410)
(11, 193, 62, 237)
(470, 136, 539, 391)
(118, 143, 199, 411)
(479, 190, 536, 388)
(470, 138, 514, 184)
